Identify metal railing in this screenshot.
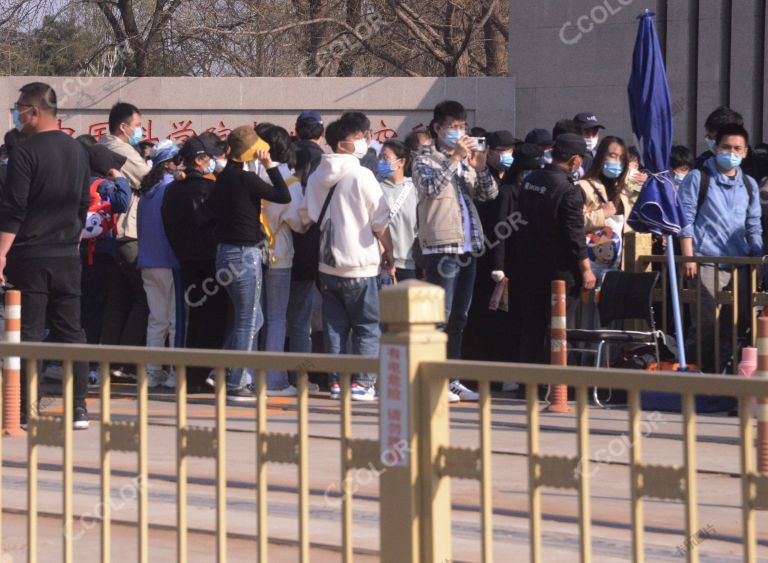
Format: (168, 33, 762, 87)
(0, 280, 767, 562)
(634, 254, 768, 373)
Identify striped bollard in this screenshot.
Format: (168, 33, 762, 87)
(547, 280, 570, 413)
(3, 289, 24, 436)
(758, 318, 768, 473)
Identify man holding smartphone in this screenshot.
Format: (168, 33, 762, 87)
(0, 82, 92, 429)
(412, 100, 498, 403)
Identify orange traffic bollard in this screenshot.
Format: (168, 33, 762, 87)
(3, 289, 24, 436)
(547, 280, 570, 413)
(758, 317, 768, 473)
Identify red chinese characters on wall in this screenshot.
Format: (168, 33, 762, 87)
(166, 120, 197, 143)
(56, 119, 76, 137)
(205, 121, 232, 140)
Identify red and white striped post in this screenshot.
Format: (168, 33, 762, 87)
(547, 280, 570, 413)
(3, 289, 24, 436)
(757, 317, 768, 473)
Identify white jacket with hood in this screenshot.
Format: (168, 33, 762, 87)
(300, 153, 390, 278)
(261, 163, 305, 269)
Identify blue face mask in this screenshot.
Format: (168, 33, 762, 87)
(443, 129, 463, 148)
(673, 172, 687, 185)
(542, 150, 553, 164)
(204, 158, 216, 175)
(127, 126, 143, 146)
(716, 152, 742, 170)
(377, 160, 396, 179)
(602, 161, 624, 179)
(499, 153, 514, 169)
(12, 109, 24, 132)
(706, 137, 716, 152)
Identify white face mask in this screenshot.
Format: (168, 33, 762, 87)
(215, 158, 227, 173)
(352, 139, 368, 159)
(584, 136, 598, 152)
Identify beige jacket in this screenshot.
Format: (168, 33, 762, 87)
(99, 134, 151, 240)
(578, 178, 632, 234)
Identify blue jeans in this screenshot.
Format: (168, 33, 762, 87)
(264, 267, 292, 389)
(216, 244, 263, 389)
(286, 278, 315, 384)
(318, 273, 380, 386)
(424, 253, 477, 360)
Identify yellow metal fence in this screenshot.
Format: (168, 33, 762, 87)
(0, 281, 767, 562)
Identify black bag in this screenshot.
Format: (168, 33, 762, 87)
(311, 184, 337, 289)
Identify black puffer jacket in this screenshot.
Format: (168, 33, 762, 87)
(161, 172, 217, 263)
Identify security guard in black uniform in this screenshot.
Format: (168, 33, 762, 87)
(515, 133, 597, 364)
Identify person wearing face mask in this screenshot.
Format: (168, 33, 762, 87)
(573, 112, 605, 175)
(98, 102, 152, 379)
(377, 139, 417, 281)
(412, 100, 498, 403)
(515, 133, 597, 366)
(299, 117, 395, 402)
(161, 135, 227, 390)
(486, 130, 519, 184)
(679, 123, 762, 373)
(669, 145, 694, 188)
(207, 126, 290, 402)
(198, 131, 227, 176)
(0, 82, 93, 429)
(340, 111, 377, 174)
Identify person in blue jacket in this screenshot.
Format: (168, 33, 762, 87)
(679, 123, 763, 372)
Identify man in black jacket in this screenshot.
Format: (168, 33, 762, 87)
(161, 135, 227, 389)
(0, 82, 91, 429)
(516, 133, 596, 364)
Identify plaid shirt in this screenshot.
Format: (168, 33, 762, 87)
(413, 147, 498, 254)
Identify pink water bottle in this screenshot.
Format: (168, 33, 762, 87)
(738, 347, 758, 417)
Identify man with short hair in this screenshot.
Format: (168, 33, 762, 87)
(695, 106, 744, 168)
(0, 82, 91, 429)
(525, 128, 553, 164)
(98, 103, 151, 368)
(680, 123, 762, 372)
(300, 117, 395, 402)
(340, 111, 377, 173)
(516, 133, 597, 365)
(412, 100, 499, 402)
(573, 112, 606, 174)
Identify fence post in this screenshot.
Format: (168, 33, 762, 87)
(378, 280, 448, 563)
(547, 280, 570, 413)
(3, 289, 24, 437)
(757, 317, 768, 473)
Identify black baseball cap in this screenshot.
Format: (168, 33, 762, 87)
(178, 135, 219, 161)
(297, 110, 323, 125)
(524, 128, 553, 147)
(487, 130, 520, 149)
(573, 112, 605, 131)
(514, 143, 545, 169)
(553, 133, 588, 159)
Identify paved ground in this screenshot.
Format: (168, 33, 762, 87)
(1, 385, 767, 562)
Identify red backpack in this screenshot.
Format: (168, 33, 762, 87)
(82, 179, 117, 265)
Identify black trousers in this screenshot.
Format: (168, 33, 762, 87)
(6, 255, 88, 410)
(100, 240, 148, 347)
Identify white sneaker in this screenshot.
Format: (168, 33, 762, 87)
(267, 385, 298, 397)
(163, 371, 176, 389)
(111, 367, 136, 380)
(502, 382, 519, 393)
(147, 370, 167, 388)
(87, 370, 100, 389)
(447, 390, 461, 403)
(307, 382, 320, 393)
(449, 380, 479, 402)
(205, 370, 216, 388)
(350, 383, 377, 402)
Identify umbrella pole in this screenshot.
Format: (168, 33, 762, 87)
(666, 235, 688, 370)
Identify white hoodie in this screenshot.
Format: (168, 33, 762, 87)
(300, 153, 390, 278)
(261, 164, 305, 269)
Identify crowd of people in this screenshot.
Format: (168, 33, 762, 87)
(0, 81, 764, 429)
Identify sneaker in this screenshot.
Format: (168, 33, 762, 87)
(205, 369, 216, 388)
(307, 382, 320, 393)
(227, 385, 256, 403)
(329, 383, 341, 399)
(42, 364, 64, 382)
(502, 382, 520, 393)
(111, 367, 136, 380)
(73, 406, 89, 430)
(87, 370, 100, 389)
(147, 370, 166, 388)
(449, 380, 479, 402)
(447, 390, 461, 403)
(163, 371, 176, 389)
(350, 383, 376, 402)
(267, 385, 298, 397)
